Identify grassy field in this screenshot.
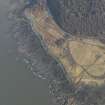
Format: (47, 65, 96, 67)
(25, 2, 105, 86)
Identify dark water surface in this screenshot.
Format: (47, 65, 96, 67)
(0, 0, 51, 105)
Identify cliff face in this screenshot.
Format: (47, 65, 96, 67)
(47, 0, 105, 37)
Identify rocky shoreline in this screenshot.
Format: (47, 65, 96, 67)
(10, 0, 104, 105)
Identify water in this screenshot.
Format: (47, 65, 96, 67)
(0, 0, 79, 105)
(0, 0, 51, 105)
(1, 0, 105, 105)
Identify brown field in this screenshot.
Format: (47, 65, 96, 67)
(25, 3, 105, 86)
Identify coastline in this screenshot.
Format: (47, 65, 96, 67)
(24, 0, 105, 86)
